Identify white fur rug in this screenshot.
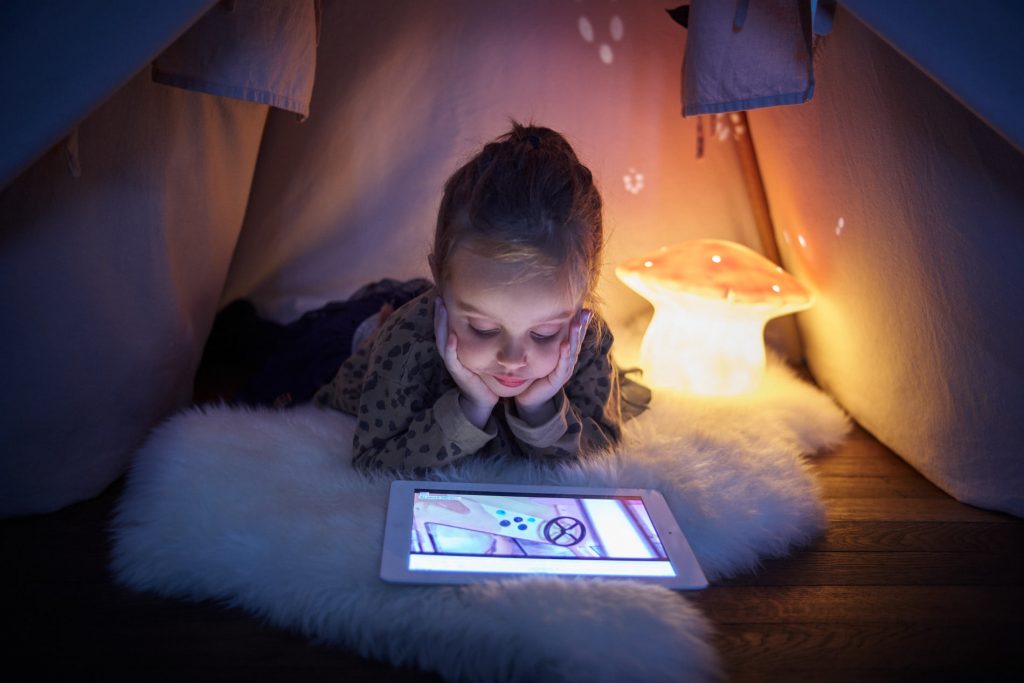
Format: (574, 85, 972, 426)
(110, 356, 848, 683)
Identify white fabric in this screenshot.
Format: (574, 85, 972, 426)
(748, 7, 1024, 516)
(153, 0, 318, 118)
(681, 0, 815, 116)
(220, 0, 764, 330)
(110, 358, 849, 683)
(0, 69, 268, 516)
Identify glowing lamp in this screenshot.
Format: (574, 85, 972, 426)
(616, 239, 813, 395)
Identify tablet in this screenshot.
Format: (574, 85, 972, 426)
(380, 480, 708, 589)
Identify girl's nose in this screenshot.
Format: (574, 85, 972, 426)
(497, 342, 527, 369)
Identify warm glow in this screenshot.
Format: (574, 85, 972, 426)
(616, 239, 813, 395)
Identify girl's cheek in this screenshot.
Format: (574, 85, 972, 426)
(454, 334, 490, 370)
(533, 343, 563, 374)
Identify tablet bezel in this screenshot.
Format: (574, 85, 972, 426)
(380, 479, 708, 590)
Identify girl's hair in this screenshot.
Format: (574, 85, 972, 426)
(430, 122, 604, 308)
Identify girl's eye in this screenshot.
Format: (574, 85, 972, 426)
(469, 326, 499, 338)
(530, 332, 558, 343)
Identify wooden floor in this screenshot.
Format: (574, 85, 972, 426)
(2, 422, 1022, 681)
(693, 426, 1024, 681)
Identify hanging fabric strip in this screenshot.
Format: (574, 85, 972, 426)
(64, 126, 81, 178)
(678, 0, 817, 117)
(733, 0, 750, 31)
(696, 115, 705, 159)
(153, 0, 318, 119)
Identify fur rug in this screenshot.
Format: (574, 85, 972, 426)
(110, 357, 849, 683)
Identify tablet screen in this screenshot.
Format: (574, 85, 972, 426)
(408, 488, 677, 578)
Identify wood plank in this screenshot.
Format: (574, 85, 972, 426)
(805, 426, 931, 480)
(712, 622, 1023, 677)
(827, 497, 1013, 523)
(692, 585, 1024, 623)
(718, 551, 1024, 586)
(809, 451, 920, 477)
(726, 668, 945, 683)
(816, 474, 947, 499)
(816, 521, 1024, 552)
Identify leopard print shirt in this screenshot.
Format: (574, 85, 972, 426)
(314, 290, 626, 471)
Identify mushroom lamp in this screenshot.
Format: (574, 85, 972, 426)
(615, 239, 813, 395)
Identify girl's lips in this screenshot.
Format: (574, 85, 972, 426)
(493, 375, 526, 388)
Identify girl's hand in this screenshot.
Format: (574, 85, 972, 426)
(514, 309, 592, 424)
(434, 297, 499, 428)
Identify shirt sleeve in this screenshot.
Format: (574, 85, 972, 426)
(504, 317, 623, 458)
(313, 343, 371, 415)
(351, 362, 498, 471)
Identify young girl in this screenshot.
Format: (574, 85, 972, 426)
(314, 123, 647, 470)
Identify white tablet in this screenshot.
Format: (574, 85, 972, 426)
(380, 480, 708, 589)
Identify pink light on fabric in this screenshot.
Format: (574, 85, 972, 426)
(616, 239, 813, 395)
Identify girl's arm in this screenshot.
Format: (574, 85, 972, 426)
(336, 293, 499, 470)
(351, 374, 498, 470)
(505, 317, 623, 458)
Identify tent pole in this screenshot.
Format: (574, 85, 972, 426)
(733, 111, 782, 266)
(732, 111, 809, 365)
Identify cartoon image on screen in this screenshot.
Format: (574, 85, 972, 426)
(411, 490, 669, 560)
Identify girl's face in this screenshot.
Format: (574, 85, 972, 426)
(441, 249, 580, 399)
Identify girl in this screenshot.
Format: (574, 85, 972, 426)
(314, 123, 647, 470)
